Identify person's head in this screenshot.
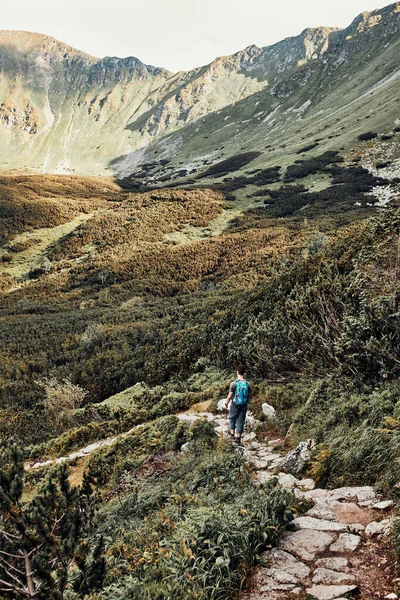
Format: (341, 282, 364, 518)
(236, 366, 246, 379)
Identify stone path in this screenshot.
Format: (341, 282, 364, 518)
(236, 428, 398, 600)
(25, 405, 399, 599)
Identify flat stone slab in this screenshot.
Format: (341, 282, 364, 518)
(329, 486, 375, 503)
(312, 567, 356, 585)
(330, 533, 361, 552)
(260, 548, 310, 580)
(315, 557, 349, 571)
(306, 585, 358, 600)
(279, 529, 334, 562)
(372, 500, 394, 510)
(307, 503, 338, 521)
(292, 516, 347, 532)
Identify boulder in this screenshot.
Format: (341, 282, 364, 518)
(261, 402, 276, 421)
(281, 439, 315, 475)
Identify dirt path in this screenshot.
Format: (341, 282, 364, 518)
(0, 212, 96, 289)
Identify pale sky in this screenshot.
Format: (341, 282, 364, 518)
(2, 0, 386, 72)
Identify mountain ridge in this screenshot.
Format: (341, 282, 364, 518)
(0, 1, 398, 175)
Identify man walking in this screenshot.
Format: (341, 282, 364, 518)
(225, 366, 250, 444)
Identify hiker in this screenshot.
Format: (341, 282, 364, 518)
(224, 366, 250, 444)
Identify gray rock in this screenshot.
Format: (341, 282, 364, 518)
(312, 567, 356, 585)
(296, 477, 316, 491)
(306, 585, 358, 600)
(292, 516, 346, 532)
(281, 439, 315, 475)
(329, 486, 375, 503)
(373, 500, 394, 510)
(315, 557, 349, 571)
(217, 398, 228, 411)
(365, 519, 392, 536)
(181, 442, 191, 453)
(330, 533, 361, 552)
(261, 402, 276, 421)
(279, 529, 334, 562)
(242, 431, 256, 443)
(255, 470, 275, 485)
(307, 503, 338, 522)
(260, 548, 310, 580)
(277, 472, 299, 489)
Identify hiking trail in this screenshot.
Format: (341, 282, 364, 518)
(25, 408, 399, 600)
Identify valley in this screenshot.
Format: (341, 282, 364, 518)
(0, 2, 400, 599)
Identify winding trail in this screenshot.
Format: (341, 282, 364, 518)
(25, 408, 399, 599)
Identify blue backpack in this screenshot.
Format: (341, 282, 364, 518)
(234, 380, 249, 406)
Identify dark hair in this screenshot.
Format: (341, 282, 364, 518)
(237, 366, 246, 376)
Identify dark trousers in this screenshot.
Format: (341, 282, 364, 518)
(229, 403, 248, 435)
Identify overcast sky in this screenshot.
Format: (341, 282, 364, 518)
(2, 0, 385, 72)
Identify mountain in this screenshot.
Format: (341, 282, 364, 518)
(0, 2, 399, 177)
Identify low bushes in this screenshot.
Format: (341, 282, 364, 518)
(93, 440, 295, 599)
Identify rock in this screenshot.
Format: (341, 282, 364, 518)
(251, 567, 297, 592)
(365, 519, 392, 536)
(296, 477, 316, 491)
(248, 441, 262, 450)
(292, 516, 346, 532)
(373, 500, 394, 510)
(279, 529, 334, 562)
(315, 557, 349, 572)
(329, 486, 375, 503)
(255, 471, 275, 485)
(384, 594, 398, 599)
(312, 568, 356, 585)
(307, 503, 338, 522)
(330, 533, 361, 552)
(242, 431, 256, 443)
(181, 442, 191, 453)
(306, 585, 358, 600)
(245, 413, 261, 431)
(260, 548, 310, 580)
(277, 472, 299, 489)
(302, 489, 331, 501)
(281, 439, 315, 475)
(217, 398, 228, 411)
(261, 402, 276, 421)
